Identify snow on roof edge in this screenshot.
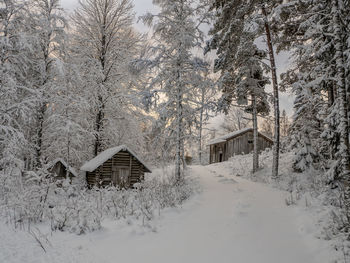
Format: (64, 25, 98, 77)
(207, 128, 252, 145)
(207, 128, 273, 145)
(50, 158, 78, 177)
(80, 145, 152, 173)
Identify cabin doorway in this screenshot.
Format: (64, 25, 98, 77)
(118, 168, 129, 188)
(112, 166, 130, 188)
(219, 150, 223, 162)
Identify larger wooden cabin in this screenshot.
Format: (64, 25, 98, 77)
(80, 145, 151, 188)
(208, 128, 273, 164)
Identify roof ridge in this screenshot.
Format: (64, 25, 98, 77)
(80, 145, 151, 173)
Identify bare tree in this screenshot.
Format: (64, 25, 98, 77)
(71, 0, 142, 156)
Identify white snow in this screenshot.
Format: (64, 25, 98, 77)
(0, 162, 338, 263)
(80, 145, 151, 172)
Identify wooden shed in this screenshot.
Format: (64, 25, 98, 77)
(208, 128, 273, 164)
(48, 158, 77, 181)
(80, 145, 151, 188)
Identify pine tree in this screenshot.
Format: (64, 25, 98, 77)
(207, 0, 270, 173)
(207, 0, 279, 175)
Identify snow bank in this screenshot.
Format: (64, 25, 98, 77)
(209, 150, 348, 262)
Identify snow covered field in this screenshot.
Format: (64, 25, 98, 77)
(0, 162, 340, 263)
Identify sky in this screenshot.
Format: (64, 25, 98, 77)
(60, 0, 294, 117)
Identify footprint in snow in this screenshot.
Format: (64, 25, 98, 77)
(218, 178, 237, 184)
(232, 187, 243, 193)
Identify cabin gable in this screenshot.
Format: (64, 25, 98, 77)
(84, 148, 150, 188)
(209, 129, 273, 164)
(48, 159, 76, 181)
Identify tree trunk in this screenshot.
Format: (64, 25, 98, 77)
(198, 87, 205, 164)
(175, 82, 183, 181)
(262, 5, 280, 178)
(332, 0, 350, 229)
(36, 105, 46, 167)
(94, 95, 104, 156)
(252, 94, 259, 173)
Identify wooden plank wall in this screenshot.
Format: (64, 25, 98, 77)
(210, 131, 273, 163)
(86, 151, 144, 188)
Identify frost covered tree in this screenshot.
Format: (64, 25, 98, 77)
(28, 0, 67, 167)
(260, 117, 273, 139)
(141, 0, 210, 180)
(192, 71, 216, 164)
(220, 107, 251, 133)
(274, 0, 350, 233)
(280, 109, 290, 138)
(71, 0, 145, 157)
(0, 0, 36, 172)
(207, 1, 270, 173)
(207, 0, 280, 176)
(41, 59, 92, 167)
(290, 85, 322, 172)
(275, 0, 350, 177)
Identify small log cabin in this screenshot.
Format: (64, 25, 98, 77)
(48, 158, 77, 181)
(80, 145, 151, 188)
(208, 128, 273, 164)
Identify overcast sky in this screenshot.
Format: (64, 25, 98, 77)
(60, 0, 294, 117)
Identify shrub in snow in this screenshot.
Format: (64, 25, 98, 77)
(48, 182, 102, 234)
(0, 166, 197, 235)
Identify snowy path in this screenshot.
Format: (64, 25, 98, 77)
(2, 164, 335, 263)
(61, 164, 330, 263)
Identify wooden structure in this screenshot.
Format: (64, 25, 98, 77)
(208, 128, 273, 164)
(48, 158, 77, 181)
(81, 145, 151, 188)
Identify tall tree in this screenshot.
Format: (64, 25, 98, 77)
(0, 0, 36, 172)
(141, 0, 209, 180)
(71, 0, 144, 156)
(207, 0, 270, 173)
(261, 3, 280, 178)
(29, 0, 67, 167)
(192, 71, 215, 164)
(220, 107, 251, 133)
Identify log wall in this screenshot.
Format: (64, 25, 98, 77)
(209, 131, 273, 164)
(86, 151, 145, 188)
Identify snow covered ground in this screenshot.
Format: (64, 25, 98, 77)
(0, 163, 340, 263)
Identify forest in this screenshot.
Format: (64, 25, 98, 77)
(1, 0, 350, 262)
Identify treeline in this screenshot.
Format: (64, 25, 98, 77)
(0, 0, 216, 177)
(0, 0, 149, 173)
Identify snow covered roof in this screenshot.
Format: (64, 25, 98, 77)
(207, 128, 273, 145)
(80, 145, 152, 173)
(49, 158, 78, 177)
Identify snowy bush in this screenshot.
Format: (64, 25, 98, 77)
(0, 167, 197, 235)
